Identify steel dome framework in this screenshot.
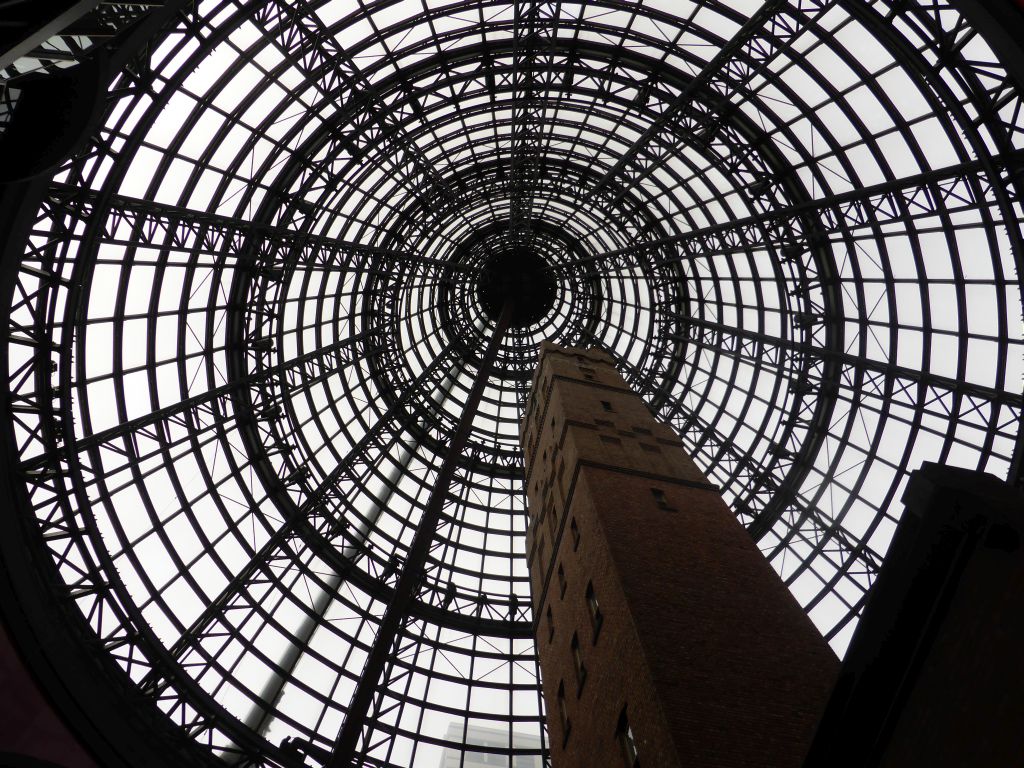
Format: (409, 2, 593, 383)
(1, 1, 1023, 766)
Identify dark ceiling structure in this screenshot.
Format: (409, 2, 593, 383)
(0, 1, 1022, 767)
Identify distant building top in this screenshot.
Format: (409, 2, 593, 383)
(438, 722, 543, 768)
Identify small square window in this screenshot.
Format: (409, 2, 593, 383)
(570, 517, 580, 550)
(651, 487, 675, 511)
(601, 400, 613, 412)
(557, 563, 567, 598)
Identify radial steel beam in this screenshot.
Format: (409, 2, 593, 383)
(0, 1, 100, 70)
(44, 183, 472, 275)
(676, 316, 1023, 409)
(506, 1, 550, 245)
(327, 300, 514, 767)
(18, 329, 375, 473)
(554, 150, 1024, 275)
(252, 0, 482, 235)
(588, 0, 798, 201)
(136, 340, 462, 697)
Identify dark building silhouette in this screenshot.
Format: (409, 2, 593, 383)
(806, 463, 1024, 768)
(0, 623, 97, 768)
(1, 3, 1023, 768)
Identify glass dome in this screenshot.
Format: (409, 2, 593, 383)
(2, 1, 1022, 766)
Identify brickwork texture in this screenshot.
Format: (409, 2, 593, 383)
(520, 342, 838, 768)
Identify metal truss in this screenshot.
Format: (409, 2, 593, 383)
(1, 2, 155, 80)
(1, 1, 1023, 767)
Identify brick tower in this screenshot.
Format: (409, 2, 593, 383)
(520, 342, 838, 768)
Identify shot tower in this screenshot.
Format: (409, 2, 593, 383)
(521, 342, 839, 768)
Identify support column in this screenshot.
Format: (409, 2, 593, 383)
(326, 301, 514, 766)
(239, 367, 461, 742)
(520, 342, 838, 768)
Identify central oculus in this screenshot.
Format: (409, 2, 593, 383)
(476, 247, 558, 328)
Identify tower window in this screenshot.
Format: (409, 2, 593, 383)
(557, 682, 571, 745)
(601, 400, 613, 412)
(585, 581, 603, 639)
(650, 487, 674, 511)
(546, 605, 555, 643)
(616, 706, 639, 766)
(571, 632, 587, 692)
(570, 517, 580, 550)
(557, 563, 567, 598)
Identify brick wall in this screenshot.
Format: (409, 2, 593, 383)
(521, 342, 838, 768)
